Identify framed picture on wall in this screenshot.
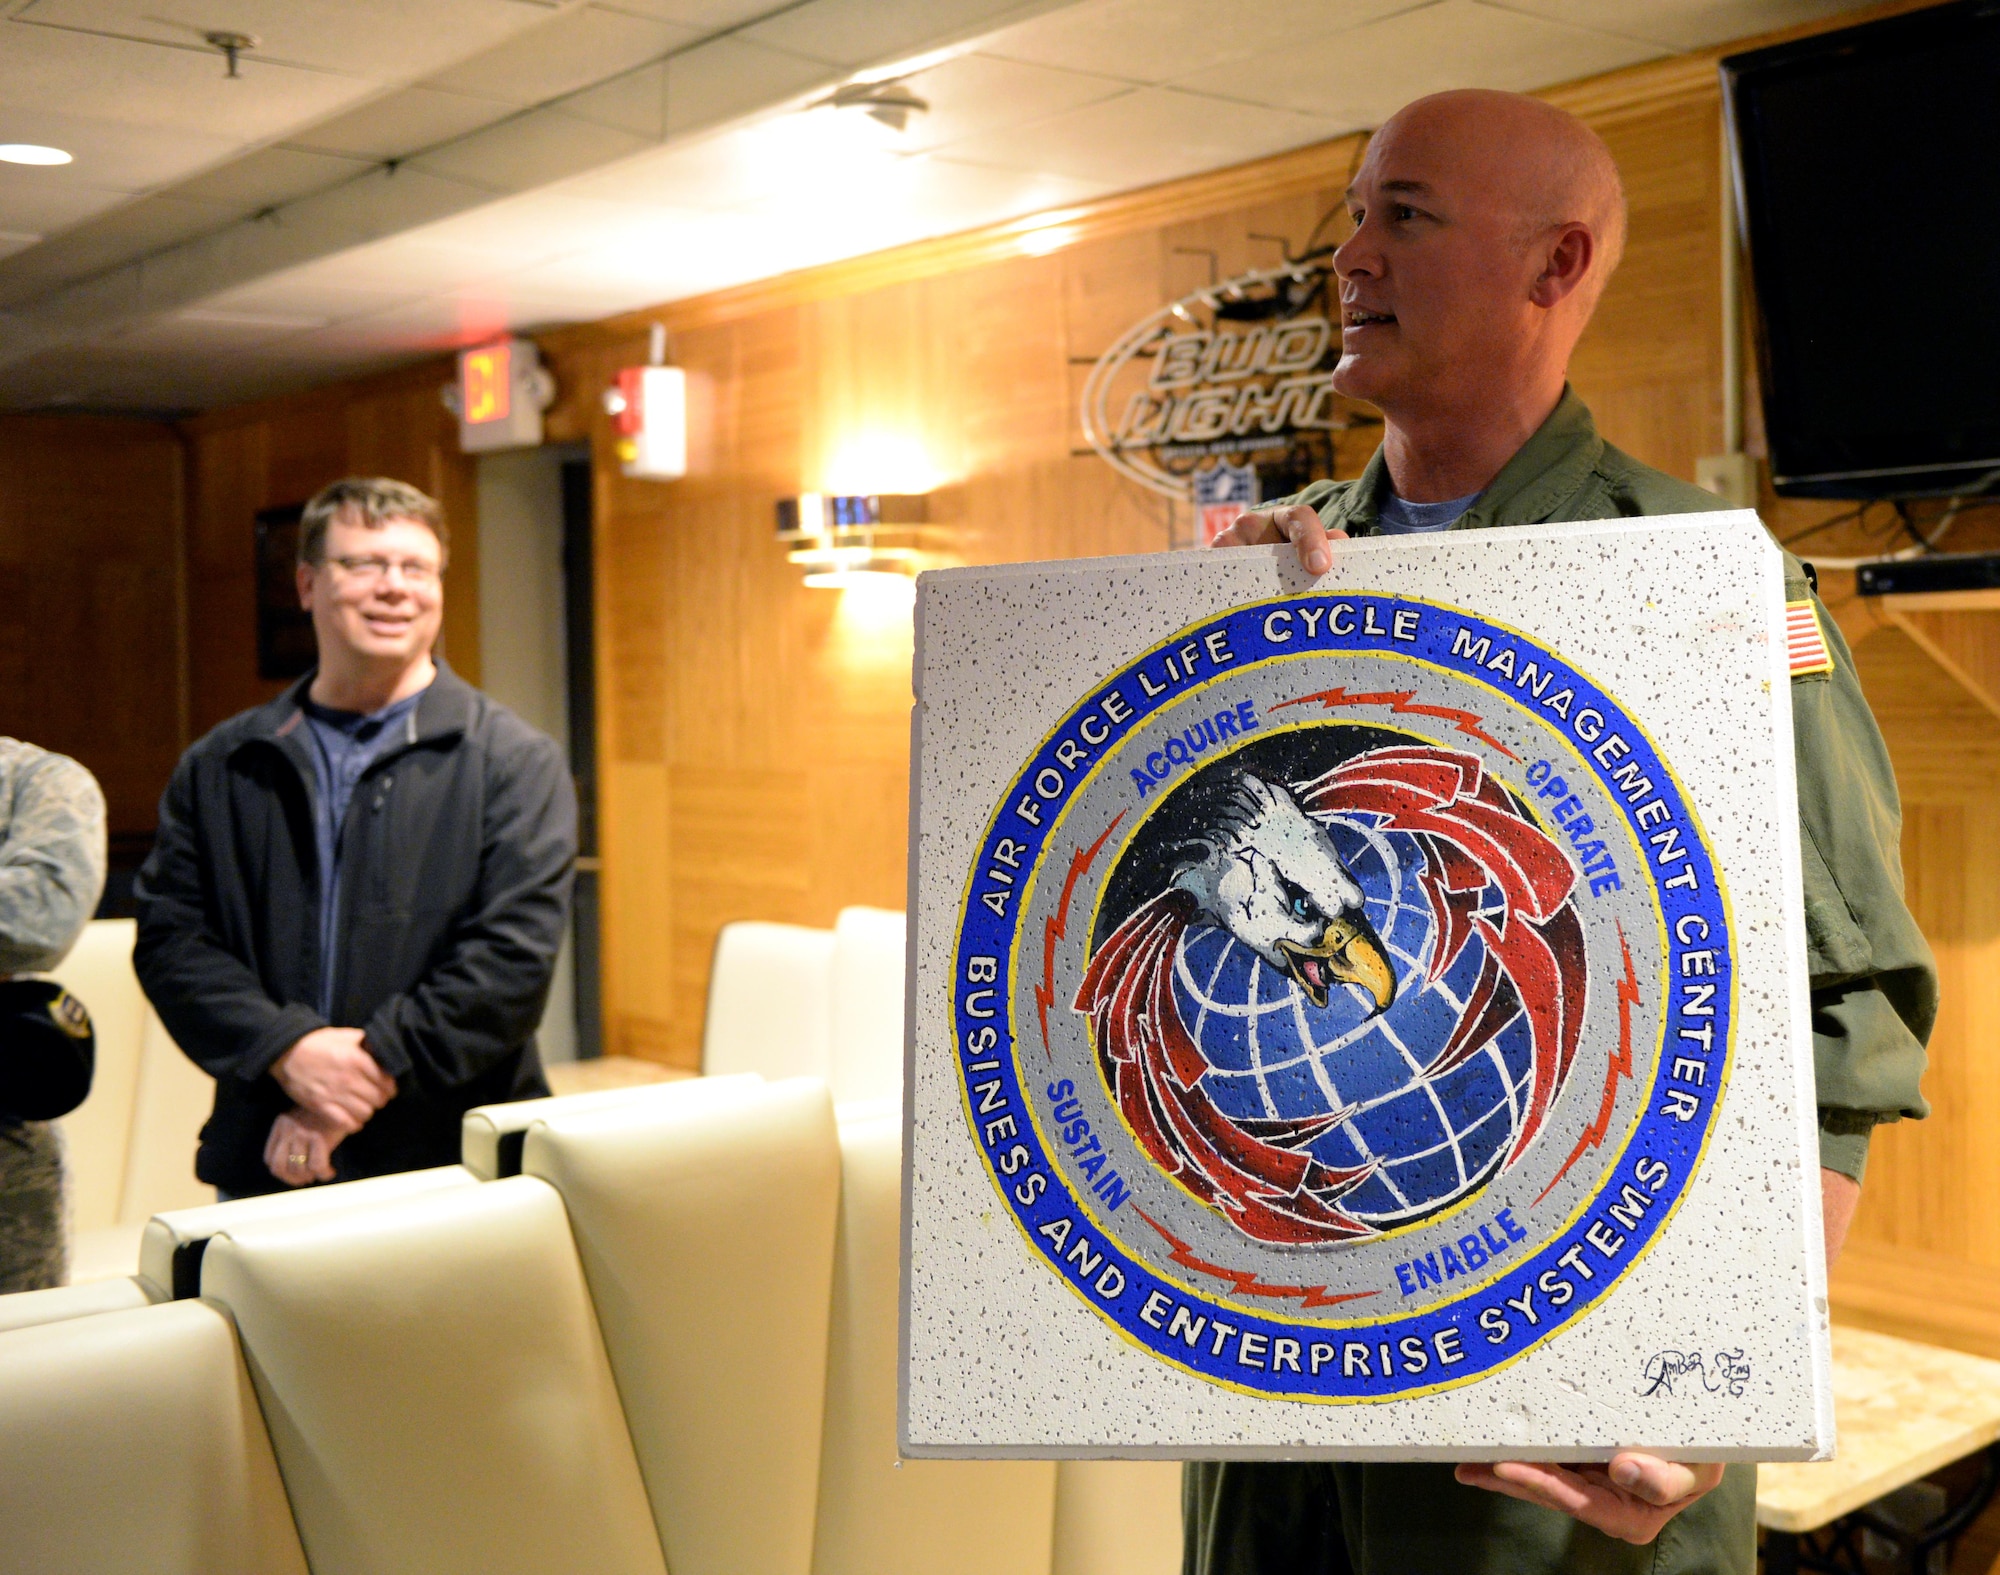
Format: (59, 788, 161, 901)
(255, 503, 315, 681)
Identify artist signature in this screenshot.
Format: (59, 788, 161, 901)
(1638, 1349, 1751, 1398)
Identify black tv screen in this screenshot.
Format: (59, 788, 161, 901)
(1723, 2, 2000, 499)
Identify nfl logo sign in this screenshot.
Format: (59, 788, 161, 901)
(902, 514, 1833, 1460)
(1193, 461, 1260, 548)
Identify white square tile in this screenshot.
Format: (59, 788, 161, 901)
(940, 86, 1346, 188)
(904, 518, 1831, 1456)
(1178, 0, 1661, 124)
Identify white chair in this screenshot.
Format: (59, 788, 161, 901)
(139, 1164, 479, 1300)
(0, 1274, 156, 1335)
(201, 1177, 669, 1575)
(828, 907, 906, 1104)
(523, 1076, 841, 1575)
(1051, 1462, 1184, 1575)
(47, 918, 214, 1282)
(462, 1071, 759, 1179)
(701, 921, 835, 1082)
(0, 1299, 309, 1575)
(812, 1098, 1058, 1575)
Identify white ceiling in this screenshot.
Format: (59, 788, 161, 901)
(0, 0, 1869, 413)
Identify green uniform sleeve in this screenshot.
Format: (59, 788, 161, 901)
(1788, 562, 1936, 1181)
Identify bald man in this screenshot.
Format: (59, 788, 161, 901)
(1192, 90, 1934, 1575)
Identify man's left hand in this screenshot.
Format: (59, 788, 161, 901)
(264, 1107, 340, 1186)
(1454, 1456, 1723, 1544)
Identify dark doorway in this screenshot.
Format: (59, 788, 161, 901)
(560, 456, 603, 1061)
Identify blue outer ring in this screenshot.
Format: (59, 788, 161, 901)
(947, 594, 1731, 1400)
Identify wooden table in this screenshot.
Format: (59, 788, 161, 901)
(1759, 1325, 2000, 1573)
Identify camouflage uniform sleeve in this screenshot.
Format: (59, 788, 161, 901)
(1788, 564, 1935, 1182)
(0, 743, 108, 975)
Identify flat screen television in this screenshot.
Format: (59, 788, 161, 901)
(1722, 2, 2000, 499)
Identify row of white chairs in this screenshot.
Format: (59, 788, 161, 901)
(0, 1078, 1063, 1574)
(0, 906, 1183, 1575)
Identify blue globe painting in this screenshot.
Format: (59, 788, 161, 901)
(1169, 814, 1534, 1226)
(1077, 733, 1588, 1247)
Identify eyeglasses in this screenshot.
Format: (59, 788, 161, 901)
(326, 554, 442, 588)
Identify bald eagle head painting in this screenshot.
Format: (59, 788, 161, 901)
(1075, 737, 1589, 1247)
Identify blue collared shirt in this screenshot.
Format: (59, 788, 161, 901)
(299, 687, 427, 1015)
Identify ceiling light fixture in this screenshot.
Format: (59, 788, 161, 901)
(814, 80, 930, 134)
(0, 145, 71, 167)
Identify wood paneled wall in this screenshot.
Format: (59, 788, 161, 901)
(24, 0, 1966, 1354)
(525, 2, 2000, 1358)
(529, 49, 1735, 1071)
(179, 360, 481, 737)
(0, 415, 186, 839)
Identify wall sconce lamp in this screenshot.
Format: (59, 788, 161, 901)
(777, 492, 934, 589)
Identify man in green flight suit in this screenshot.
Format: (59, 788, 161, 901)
(1202, 87, 1936, 1575)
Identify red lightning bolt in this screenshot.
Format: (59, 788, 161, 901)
(1535, 920, 1639, 1205)
(1271, 687, 1518, 760)
(1035, 814, 1125, 1056)
(1133, 1207, 1379, 1310)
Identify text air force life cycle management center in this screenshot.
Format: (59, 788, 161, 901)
(902, 514, 1832, 1461)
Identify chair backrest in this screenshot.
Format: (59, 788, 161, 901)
(461, 1072, 760, 1180)
(0, 1299, 309, 1575)
(48, 918, 150, 1231)
(0, 1273, 155, 1335)
(140, 1165, 479, 1299)
(812, 1100, 1058, 1575)
(827, 908, 906, 1104)
(117, 1006, 217, 1222)
(701, 921, 836, 1081)
(523, 1076, 841, 1575)
(201, 1176, 669, 1575)
(1050, 1462, 1184, 1575)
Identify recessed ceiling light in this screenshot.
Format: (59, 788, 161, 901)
(0, 145, 72, 167)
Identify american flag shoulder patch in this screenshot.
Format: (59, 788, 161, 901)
(1786, 598, 1834, 677)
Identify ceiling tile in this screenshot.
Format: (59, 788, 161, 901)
(1488, 0, 1867, 52)
(265, 239, 505, 296)
(411, 113, 654, 194)
(0, 168, 135, 234)
(0, 192, 246, 306)
(194, 270, 417, 323)
(285, 86, 523, 161)
(424, 4, 701, 105)
(736, 0, 1083, 72)
(13, 0, 568, 82)
(0, 106, 238, 191)
(172, 145, 374, 210)
(556, 60, 669, 137)
(661, 35, 838, 138)
(589, 0, 782, 24)
(940, 86, 1346, 188)
(894, 53, 1130, 155)
(554, 123, 806, 210)
(976, 0, 1426, 86)
(1180, 1, 1660, 123)
(0, 20, 379, 139)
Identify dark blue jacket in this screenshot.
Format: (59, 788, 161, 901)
(135, 662, 575, 1195)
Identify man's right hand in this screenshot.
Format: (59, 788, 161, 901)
(272, 1026, 396, 1134)
(1209, 503, 1347, 576)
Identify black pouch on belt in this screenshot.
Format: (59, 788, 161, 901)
(0, 978, 94, 1122)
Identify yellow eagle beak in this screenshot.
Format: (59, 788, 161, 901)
(1277, 920, 1396, 1013)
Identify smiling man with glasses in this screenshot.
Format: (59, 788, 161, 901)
(135, 477, 576, 1198)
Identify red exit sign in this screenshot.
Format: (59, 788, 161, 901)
(459, 341, 512, 425)
(451, 338, 549, 452)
